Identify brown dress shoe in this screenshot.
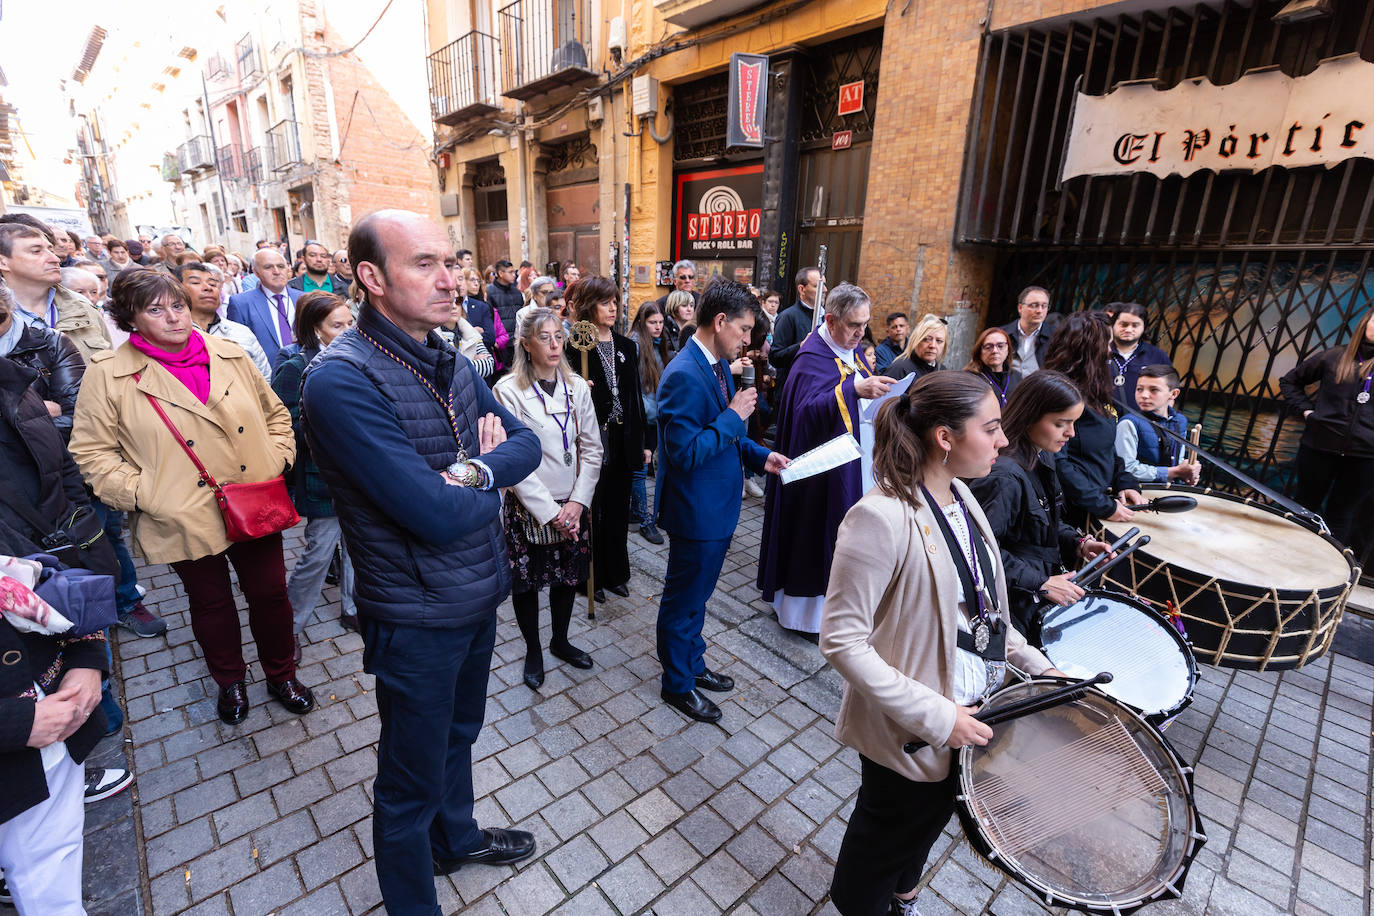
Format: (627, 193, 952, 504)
(266, 678, 316, 715)
(217, 680, 249, 725)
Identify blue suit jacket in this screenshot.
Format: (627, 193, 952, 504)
(227, 286, 302, 368)
(655, 339, 770, 540)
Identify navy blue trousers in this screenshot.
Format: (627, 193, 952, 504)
(656, 534, 732, 693)
(361, 613, 495, 916)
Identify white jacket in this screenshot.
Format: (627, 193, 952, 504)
(493, 372, 603, 524)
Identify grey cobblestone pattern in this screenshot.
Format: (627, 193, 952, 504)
(91, 494, 1374, 915)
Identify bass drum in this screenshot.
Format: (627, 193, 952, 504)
(1095, 485, 1359, 670)
(956, 679, 1206, 914)
(1039, 590, 1198, 726)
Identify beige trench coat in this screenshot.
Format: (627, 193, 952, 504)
(820, 480, 1053, 783)
(69, 334, 295, 565)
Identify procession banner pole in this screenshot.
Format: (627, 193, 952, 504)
(813, 244, 829, 331)
(569, 319, 599, 621)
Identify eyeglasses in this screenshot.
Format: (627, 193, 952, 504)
(981, 341, 1009, 350)
(535, 332, 567, 345)
(677, 274, 695, 281)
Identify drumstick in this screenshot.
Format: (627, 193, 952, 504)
(1073, 536, 1150, 591)
(1187, 424, 1201, 465)
(903, 673, 1114, 753)
(1074, 527, 1139, 582)
(1124, 495, 1198, 513)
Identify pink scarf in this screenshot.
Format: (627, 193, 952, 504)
(130, 329, 211, 404)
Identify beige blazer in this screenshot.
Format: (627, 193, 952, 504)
(493, 372, 603, 524)
(820, 479, 1053, 783)
(69, 334, 295, 565)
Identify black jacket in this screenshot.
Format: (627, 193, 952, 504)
(999, 318, 1052, 373)
(0, 358, 108, 825)
(1279, 343, 1374, 459)
(567, 331, 645, 472)
(969, 450, 1081, 633)
(485, 281, 523, 358)
(770, 300, 815, 386)
(5, 323, 85, 439)
(885, 357, 944, 381)
(271, 347, 335, 519)
(1056, 407, 1138, 524)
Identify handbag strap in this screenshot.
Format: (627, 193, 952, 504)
(133, 373, 223, 497)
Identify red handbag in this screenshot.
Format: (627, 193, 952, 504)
(136, 380, 299, 542)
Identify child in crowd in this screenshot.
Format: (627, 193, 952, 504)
(1115, 364, 1201, 484)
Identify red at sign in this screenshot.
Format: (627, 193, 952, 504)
(832, 130, 853, 150)
(838, 80, 864, 117)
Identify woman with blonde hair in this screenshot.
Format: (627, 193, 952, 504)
(886, 313, 948, 381)
(494, 308, 603, 687)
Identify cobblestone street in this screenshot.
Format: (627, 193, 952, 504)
(82, 492, 1374, 916)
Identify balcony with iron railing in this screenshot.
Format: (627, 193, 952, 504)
(205, 53, 229, 81)
(498, 0, 598, 102)
(246, 146, 264, 184)
(236, 33, 262, 82)
(266, 120, 303, 172)
(217, 143, 243, 180)
(428, 31, 503, 126)
(177, 135, 214, 173)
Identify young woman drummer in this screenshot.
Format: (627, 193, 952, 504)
(1279, 305, 1374, 553)
(1042, 313, 1144, 526)
(821, 371, 1062, 916)
(968, 370, 1112, 637)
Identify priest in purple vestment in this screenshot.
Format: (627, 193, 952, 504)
(757, 284, 893, 634)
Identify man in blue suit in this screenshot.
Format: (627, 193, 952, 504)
(227, 248, 301, 367)
(655, 279, 789, 722)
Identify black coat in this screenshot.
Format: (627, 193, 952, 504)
(567, 331, 645, 472)
(5, 322, 85, 439)
(969, 450, 1081, 632)
(999, 318, 1052, 373)
(1056, 407, 1138, 524)
(1279, 343, 1374, 459)
(885, 356, 944, 381)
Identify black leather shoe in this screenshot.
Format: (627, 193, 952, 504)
(266, 678, 316, 715)
(433, 828, 537, 874)
(661, 688, 722, 723)
(550, 642, 593, 669)
(217, 681, 249, 725)
(695, 669, 735, 693)
(523, 654, 545, 690)
(594, 588, 607, 602)
(638, 524, 664, 545)
(338, 613, 359, 632)
(607, 583, 630, 598)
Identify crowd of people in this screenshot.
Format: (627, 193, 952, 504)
(0, 205, 1369, 916)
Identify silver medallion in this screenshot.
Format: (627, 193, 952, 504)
(563, 449, 574, 466)
(973, 619, 990, 653)
(1113, 374, 1126, 388)
(1360, 392, 1371, 404)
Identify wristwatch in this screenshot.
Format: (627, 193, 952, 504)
(447, 459, 479, 488)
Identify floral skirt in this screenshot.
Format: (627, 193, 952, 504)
(503, 496, 591, 594)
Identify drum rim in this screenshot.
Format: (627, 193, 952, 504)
(955, 678, 1208, 913)
(1038, 588, 1200, 723)
(1101, 483, 1359, 600)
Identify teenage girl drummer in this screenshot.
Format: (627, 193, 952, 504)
(820, 371, 1062, 916)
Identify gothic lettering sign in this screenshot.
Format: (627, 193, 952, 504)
(674, 164, 765, 261)
(1062, 54, 1374, 181)
(727, 53, 768, 148)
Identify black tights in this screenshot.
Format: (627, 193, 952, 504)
(511, 585, 580, 661)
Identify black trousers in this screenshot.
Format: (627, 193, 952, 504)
(592, 430, 633, 589)
(1295, 444, 1374, 554)
(830, 755, 958, 916)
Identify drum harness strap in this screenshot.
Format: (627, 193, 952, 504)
(924, 488, 1007, 699)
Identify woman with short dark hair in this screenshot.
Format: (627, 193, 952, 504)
(565, 276, 645, 601)
(71, 269, 314, 725)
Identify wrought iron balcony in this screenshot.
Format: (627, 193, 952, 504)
(236, 33, 262, 82)
(266, 120, 303, 172)
(217, 143, 243, 180)
(498, 0, 597, 102)
(177, 135, 214, 173)
(246, 146, 264, 184)
(428, 31, 503, 126)
(205, 53, 229, 81)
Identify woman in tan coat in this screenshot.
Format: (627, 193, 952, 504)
(70, 269, 314, 726)
(820, 371, 1062, 916)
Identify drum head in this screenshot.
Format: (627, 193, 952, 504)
(958, 680, 1204, 913)
(1040, 591, 1198, 723)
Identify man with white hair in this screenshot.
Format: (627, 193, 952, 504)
(84, 236, 107, 260)
(160, 233, 187, 260)
(757, 282, 892, 635)
(227, 248, 301, 367)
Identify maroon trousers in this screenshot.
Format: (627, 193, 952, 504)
(171, 533, 296, 686)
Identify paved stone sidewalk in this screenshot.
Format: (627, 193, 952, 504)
(89, 493, 1374, 915)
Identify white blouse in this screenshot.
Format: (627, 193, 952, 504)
(941, 502, 1003, 705)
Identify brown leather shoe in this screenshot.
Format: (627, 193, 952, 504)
(266, 678, 316, 715)
(217, 680, 249, 725)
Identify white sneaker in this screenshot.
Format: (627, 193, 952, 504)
(84, 767, 134, 803)
(889, 896, 921, 916)
(744, 478, 764, 498)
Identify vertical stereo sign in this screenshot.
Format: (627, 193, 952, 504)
(674, 164, 766, 261)
(728, 53, 768, 148)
